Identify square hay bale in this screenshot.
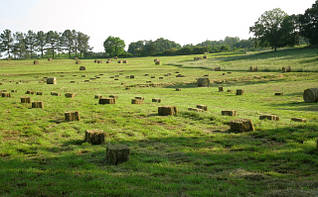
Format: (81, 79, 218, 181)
(249, 66, 258, 72)
(36, 92, 43, 95)
(158, 106, 177, 116)
(152, 98, 161, 103)
(144, 74, 149, 76)
(197, 104, 208, 111)
(11, 90, 17, 93)
(85, 130, 105, 145)
(95, 95, 102, 99)
(21, 97, 31, 103)
(70, 81, 75, 83)
(65, 93, 75, 98)
(159, 77, 164, 79)
(291, 118, 307, 122)
(274, 92, 283, 96)
(1, 92, 11, 97)
(105, 144, 130, 165)
(151, 76, 155, 79)
(48, 58, 53, 61)
(176, 88, 181, 91)
(32, 101, 44, 109)
(203, 55, 207, 59)
(218, 87, 224, 92)
(259, 115, 280, 121)
(131, 99, 143, 104)
(47, 77, 56, 84)
(106, 60, 111, 64)
(75, 60, 81, 64)
(117, 60, 122, 63)
(135, 96, 144, 100)
(188, 107, 204, 112)
(81, 75, 86, 77)
(109, 95, 118, 99)
(194, 57, 201, 61)
(203, 74, 209, 77)
(114, 78, 119, 81)
(33, 60, 39, 65)
(227, 89, 232, 93)
(99, 98, 116, 104)
(97, 60, 102, 64)
(125, 87, 130, 90)
(129, 75, 135, 79)
(79, 66, 86, 71)
(229, 119, 255, 133)
(64, 111, 80, 121)
(26, 90, 35, 95)
(236, 89, 244, 95)
(84, 80, 90, 82)
(214, 67, 221, 71)
(197, 78, 210, 87)
(50, 91, 60, 96)
(222, 110, 237, 116)
(123, 60, 128, 63)
(176, 74, 185, 77)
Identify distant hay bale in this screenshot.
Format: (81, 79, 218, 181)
(25, 90, 34, 95)
(95, 95, 102, 99)
(197, 78, 210, 87)
(94, 59, 97, 63)
(249, 66, 258, 72)
(131, 98, 143, 104)
(65, 93, 75, 98)
(64, 111, 80, 121)
(151, 76, 155, 78)
(155, 60, 160, 65)
(105, 144, 130, 165)
(1, 92, 11, 97)
(203, 55, 207, 59)
(109, 95, 118, 99)
(197, 105, 208, 111)
(130, 75, 135, 79)
(36, 92, 43, 95)
(79, 66, 86, 71)
(152, 98, 161, 103)
(158, 106, 177, 116)
(176, 74, 185, 77)
(214, 67, 221, 71)
(229, 119, 254, 133)
(218, 87, 224, 92)
(97, 60, 102, 64)
(99, 98, 116, 104)
(274, 92, 283, 96)
(259, 115, 280, 121)
(282, 66, 291, 73)
(222, 110, 237, 116)
(114, 56, 118, 59)
(159, 77, 164, 79)
(123, 60, 128, 64)
(118, 60, 122, 63)
(291, 118, 307, 122)
(144, 74, 149, 76)
(106, 60, 111, 64)
(154, 58, 158, 62)
(70, 81, 75, 83)
(48, 58, 53, 61)
(32, 101, 44, 109)
(85, 130, 105, 145)
(21, 97, 31, 103)
(303, 88, 318, 103)
(135, 96, 144, 100)
(84, 80, 90, 82)
(33, 60, 39, 65)
(194, 57, 202, 61)
(46, 77, 56, 84)
(176, 88, 181, 91)
(50, 91, 60, 96)
(75, 60, 81, 64)
(11, 90, 17, 93)
(236, 89, 244, 95)
(188, 107, 204, 112)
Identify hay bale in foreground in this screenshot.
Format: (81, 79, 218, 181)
(99, 98, 116, 104)
(259, 115, 280, 121)
(158, 106, 177, 116)
(218, 87, 224, 92)
(106, 144, 130, 165)
(85, 130, 105, 145)
(197, 105, 207, 111)
(152, 98, 161, 103)
(197, 78, 210, 87)
(64, 111, 80, 121)
(47, 77, 56, 84)
(229, 119, 254, 133)
(275, 92, 283, 96)
(236, 89, 244, 95)
(36, 92, 43, 95)
(303, 88, 318, 103)
(21, 97, 31, 103)
(51, 92, 60, 96)
(32, 101, 44, 109)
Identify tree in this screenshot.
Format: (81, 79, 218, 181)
(61, 29, 75, 58)
(13, 32, 26, 59)
(103, 36, 125, 57)
(46, 31, 60, 58)
(77, 32, 92, 57)
(36, 31, 47, 58)
(0, 29, 14, 58)
(300, 0, 318, 45)
(250, 8, 298, 51)
(25, 30, 37, 58)
(128, 40, 145, 56)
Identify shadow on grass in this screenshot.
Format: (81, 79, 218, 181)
(268, 101, 318, 112)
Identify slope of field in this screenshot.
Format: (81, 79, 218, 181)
(0, 47, 318, 197)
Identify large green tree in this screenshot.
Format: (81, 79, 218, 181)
(36, 31, 47, 58)
(103, 36, 125, 57)
(300, 0, 318, 45)
(250, 8, 299, 51)
(0, 29, 14, 58)
(77, 32, 92, 57)
(13, 32, 26, 59)
(25, 30, 37, 58)
(46, 31, 60, 58)
(61, 29, 75, 58)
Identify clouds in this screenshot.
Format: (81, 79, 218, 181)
(0, 0, 315, 51)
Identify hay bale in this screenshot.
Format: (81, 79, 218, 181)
(36, 92, 43, 95)
(32, 101, 44, 109)
(144, 74, 149, 76)
(151, 76, 155, 78)
(114, 56, 118, 59)
(109, 95, 118, 99)
(1, 92, 11, 97)
(176, 88, 181, 91)
(97, 60, 102, 64)
(194, 57, 201, 61)
(236, 89, 244, 95)
(47, 77, 56, 84)
(11, 90, 17, 93)
(218, 87, 224, 92)
(95, 95, 102, 99)
(75, 60, 80, 64)
(106, 60, 111, 64)
(176, 74, 185, 77)
(85, 130, 105, 145)
(125, 87, 130, 90)
(48, 58, 52, 61)
(84, 80, 90, 82)
(99, 98, 116, 104)
(303, 88, 318, 103)
(214, 67, 221, 71)
(291, 118, 307, 122)
(26, 90, 34, 95)
(123, 60, 128, 64)
(50, 91, 60, 96)
(249, 66, 258, 72)
(130, 75, 135, 79)
(227, 90, 232, 93)
(106, 144, 130, 165)
(70, 81, 75, 83)
(33, 60, 39, 65)
(155, 60, 160, 65)
(152, 98, 161, 103)
(197, 105, 208, 111)
(222, 110, 237, 116)
(197, 78, 210, 87)
(203, 55, 207, 59)
(21, 97, 31, 103)
(229, 119, 255, 133)
(188, 107, 204, 112)
(158, 106, 177, 116)
(64, 111, 80, 121)
(131, 99, 143, 104)
(159, 77, 164, 79)
(259, 115, 280, 121)
(275, 92, 283, 96)
(135, 96, 144, 100)
(117, 60, 122, 63)
(65, 93, 75, 98)
(79, 66, 86, 71)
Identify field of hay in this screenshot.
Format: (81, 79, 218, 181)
(0, 47, 318, 196)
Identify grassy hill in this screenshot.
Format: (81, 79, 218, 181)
(0, 47, 318, 196)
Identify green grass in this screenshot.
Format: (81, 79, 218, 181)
(0, 47, 318, 196)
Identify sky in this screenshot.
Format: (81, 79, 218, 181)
(0, 0, 315, 52)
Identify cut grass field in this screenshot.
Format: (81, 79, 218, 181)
(0, 47, 318, 197)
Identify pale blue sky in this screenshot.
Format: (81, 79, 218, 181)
(0, 0, 315, 52)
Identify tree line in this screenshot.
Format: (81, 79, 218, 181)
(0, 29, 91, 59)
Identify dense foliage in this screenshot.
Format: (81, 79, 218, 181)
(300, 0, 318, 45)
